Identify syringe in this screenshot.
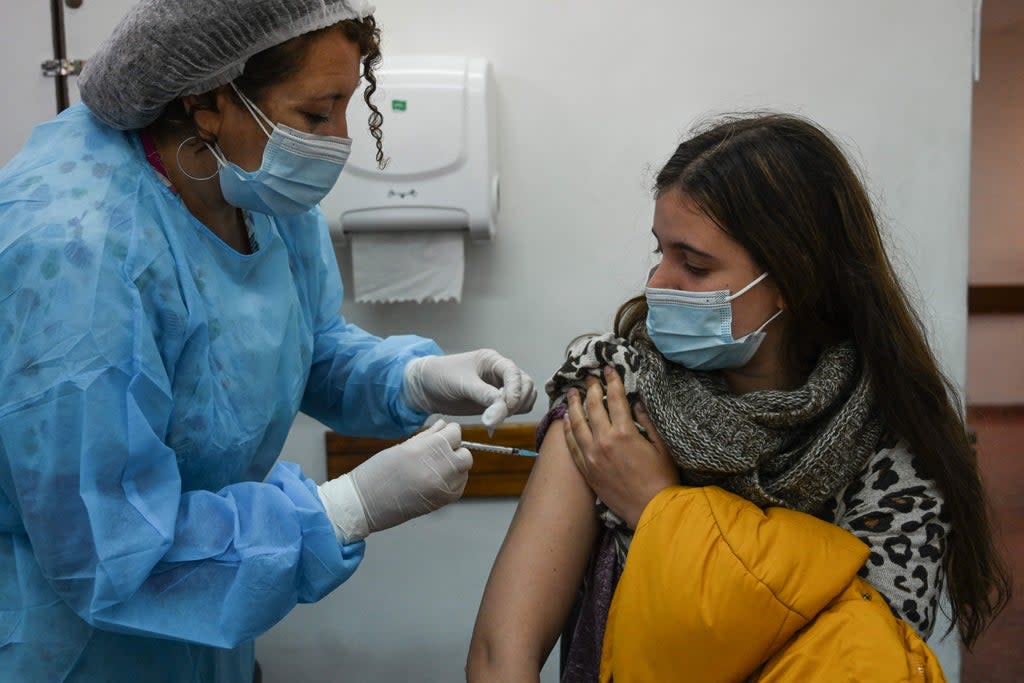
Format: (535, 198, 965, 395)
(462, 441, 538, 458)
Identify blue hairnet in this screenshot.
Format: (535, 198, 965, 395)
(79, 0, 376, 130)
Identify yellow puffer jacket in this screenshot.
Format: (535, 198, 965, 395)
(600, 486, 946, 682)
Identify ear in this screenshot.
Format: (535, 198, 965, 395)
(183, 88, 230, 143)
(774, 288, 786, 312)
(768, 276, 786, 311)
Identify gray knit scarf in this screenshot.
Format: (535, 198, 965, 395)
(545, 333, 882, 513)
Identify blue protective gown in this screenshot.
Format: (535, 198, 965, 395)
(0, 104, 441, 682)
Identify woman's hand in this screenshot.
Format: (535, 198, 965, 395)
(564, 367, 679, 528)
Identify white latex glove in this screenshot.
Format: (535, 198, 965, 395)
(401, 349, 538, 430)
(317, 420, 472, 542)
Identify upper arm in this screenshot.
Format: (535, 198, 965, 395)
(467, 420, 600, 680)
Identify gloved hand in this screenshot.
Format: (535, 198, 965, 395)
(401, 349, 538, 430)
(317, 420, 472, 543)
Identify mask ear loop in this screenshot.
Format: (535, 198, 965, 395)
(753, 308, 785, 334)
(733, 308, 784, 345)
(725, 272, 771, 302)
(176, 136, 220, 181)
(229, 82, 274, 139)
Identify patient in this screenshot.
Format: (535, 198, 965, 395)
(466, 113, 1010, 682)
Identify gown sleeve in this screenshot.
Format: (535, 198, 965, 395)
(298, 215, 443, 437)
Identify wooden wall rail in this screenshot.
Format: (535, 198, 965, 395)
(968, 285, 1024, 314)
(326, 423, 538, 498)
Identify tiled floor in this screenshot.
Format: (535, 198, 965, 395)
(961, 407, 1024, 682)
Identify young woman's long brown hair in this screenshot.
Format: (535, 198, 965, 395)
(615, 113, 1010, 648)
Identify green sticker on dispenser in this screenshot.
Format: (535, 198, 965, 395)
(392, 99, 407, 112)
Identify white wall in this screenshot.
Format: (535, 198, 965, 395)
(61, 0, 138, 107)
(0, 2, 57, 166)
(258, 1, 974, 681)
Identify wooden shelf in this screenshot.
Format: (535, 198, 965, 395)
(326, 422, 539, 498)
(968, 285, 1024, 314)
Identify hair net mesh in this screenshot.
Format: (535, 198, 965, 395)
(79, 0, 375, 130)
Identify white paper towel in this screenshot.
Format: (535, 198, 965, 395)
(350, 231, 465, 303)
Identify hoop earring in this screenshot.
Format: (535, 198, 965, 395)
(176, 136, 220, 181)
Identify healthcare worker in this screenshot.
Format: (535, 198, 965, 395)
(0, 1, 537, 681)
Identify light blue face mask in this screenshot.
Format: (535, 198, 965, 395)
(646, 272, 783, 370)
(206, 83, 351, 215)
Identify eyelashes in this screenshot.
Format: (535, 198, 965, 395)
(650, 249, 709, 277)
(302, 113, 331, 124)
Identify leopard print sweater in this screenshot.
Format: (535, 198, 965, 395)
(821, 436, 950, 640)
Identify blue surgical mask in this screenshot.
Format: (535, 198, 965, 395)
(645, 272, 783, 370)
(207, 83, 351, 215)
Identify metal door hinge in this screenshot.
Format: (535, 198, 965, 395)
(41, 58, 85, 77)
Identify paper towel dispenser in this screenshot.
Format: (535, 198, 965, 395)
(321, 56, 499, 243)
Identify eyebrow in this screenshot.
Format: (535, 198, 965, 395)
(651, 228, 715, 260)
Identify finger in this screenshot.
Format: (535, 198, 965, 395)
(583, 376, 611, 434)
(451, 447, 474, 473)
(436, 421, 462, 450)
(566, 387, 595, 453)
(419, 419, 447, 436)
(517, 378, 538, 413)
(602, 366, 632, 426)
(503, 370, 535, 413)
(452, 470, 469, 499)
(498, 364, 524, 407)
(634, 403, 669, 455)
(477, 349, 511, 383)
(562, 414, 587, 476)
